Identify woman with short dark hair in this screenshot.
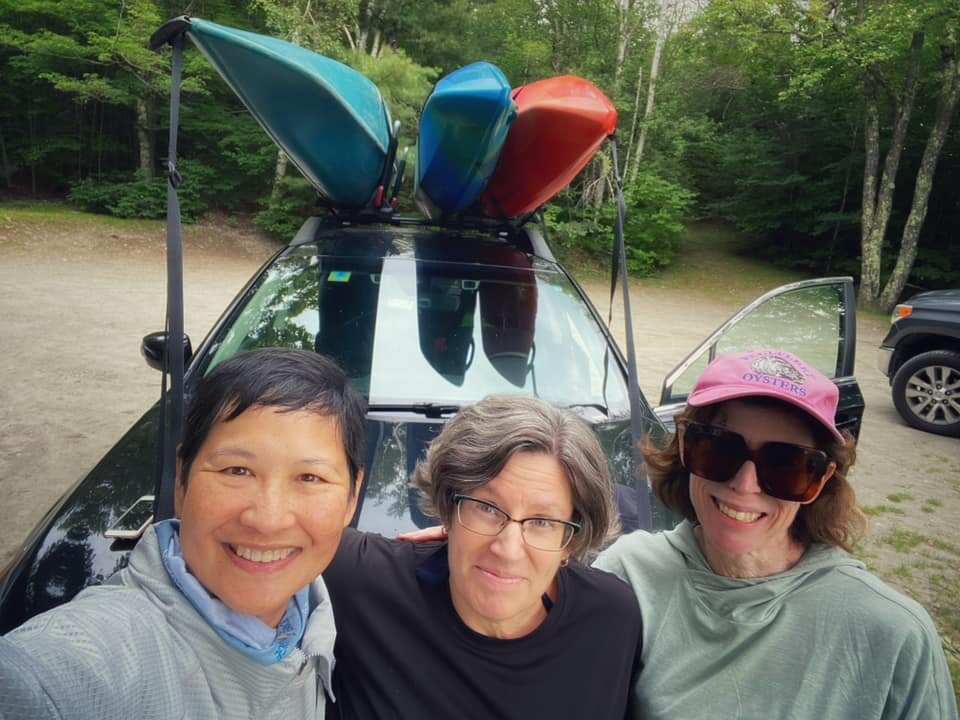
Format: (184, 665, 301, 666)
(324, 394, 641, 719)
(0, 348, 366, 720)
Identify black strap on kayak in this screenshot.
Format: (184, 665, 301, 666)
(607, 134, 652, 531)
(151, 29, 187, 521)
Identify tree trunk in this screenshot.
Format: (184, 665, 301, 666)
(27, 109, 35, 195)
(630, 14, 666, 184)
(357, 0, 375, 54)
(858, 31, 924, 310)
(0, 119, 10, 188)
(858, 74, 882, 300)
(77, 104, 83, 180)
(343, 24, 357, 50)
(97, 100, 105, 180)
(271, 151, 289, 202)
(614, 0, 637, 91)
(135, 96, 155, 178)
(581, 151, 609, 207)
(623, 62, 644, 181)
(878, 28, 960, 311)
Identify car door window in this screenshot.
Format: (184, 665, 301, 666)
(660, 278, 856, 407)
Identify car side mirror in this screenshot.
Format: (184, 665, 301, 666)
(141, 331, 193, 372)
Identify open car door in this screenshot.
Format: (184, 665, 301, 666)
(654, 277, 864, 438)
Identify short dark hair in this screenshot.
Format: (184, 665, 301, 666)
(178, 348, 366, 493)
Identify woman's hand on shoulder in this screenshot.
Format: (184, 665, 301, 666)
(395, 525, 446, 543)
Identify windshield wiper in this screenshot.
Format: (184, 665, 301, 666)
(564, 402, 610, 418)
(367, 402, 461, 419)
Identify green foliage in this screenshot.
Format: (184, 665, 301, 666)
(5, 0, 960, 288)
(254, 176, 318, 239)
(345, 48, 437, 150)
(67, 159, 217, 222)
(104, 172, 167, 219)
(619, 172, 695, 274)
(546, 172, 693, 276)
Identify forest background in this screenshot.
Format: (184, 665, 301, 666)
(1, 0, 958, 312)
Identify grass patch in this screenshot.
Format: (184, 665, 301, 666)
(886, 492, 915, 503)
(924, 498, 944, 508)
(891, 564, 913, 580)
(0, 200, 164, 230)
(639, 221, 803, 299)
(880, 530, 960, 557)
(929, 537, 960, 558)
(928, 573, 960, 703)
(881, 529, 928, 552)
(862, 504, 906, 516)
(922, 506, 937, 514)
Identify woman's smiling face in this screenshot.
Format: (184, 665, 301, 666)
(686, 399, 830, 575)
(175, 405, 359, 627)
(445, 451, 574, 639)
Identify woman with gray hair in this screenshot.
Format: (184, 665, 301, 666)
(323, 394, 642, 720)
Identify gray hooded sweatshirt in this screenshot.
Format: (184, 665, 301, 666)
(0, 525, 336, 720)
(594, 521, 957, 720)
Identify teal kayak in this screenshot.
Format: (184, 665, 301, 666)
(416, 62, 515, 217)
(186, 18, 392, 208)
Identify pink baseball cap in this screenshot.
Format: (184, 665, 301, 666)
(687, 349, 845, 444)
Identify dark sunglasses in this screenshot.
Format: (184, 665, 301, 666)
(678, 421, 833, 503)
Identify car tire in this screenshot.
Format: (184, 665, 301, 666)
(891, 349, 960, 437)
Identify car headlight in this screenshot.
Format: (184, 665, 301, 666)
(892, 304, 912, 324)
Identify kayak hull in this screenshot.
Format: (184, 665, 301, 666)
(187, 18, 391, 208)
(482, 76, 617, 218)
(416, 62, 515, 217)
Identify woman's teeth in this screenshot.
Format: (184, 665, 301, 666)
(233, 545, 296, 563)
(716, 501, 762, 522)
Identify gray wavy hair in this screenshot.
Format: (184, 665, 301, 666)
(412, 395, 620, 561)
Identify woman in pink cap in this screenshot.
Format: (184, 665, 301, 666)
(595, 348, 957, 719)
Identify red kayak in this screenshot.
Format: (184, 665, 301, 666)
(482, 76, 617, 218)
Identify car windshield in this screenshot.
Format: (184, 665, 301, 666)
(204, 237, 629, 415)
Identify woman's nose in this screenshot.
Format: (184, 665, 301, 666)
(239, 481, 296, 533)
(489, 520, 527, 559)
(727, 460, 763, 495)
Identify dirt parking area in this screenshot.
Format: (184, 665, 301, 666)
(0, 208, 957, 685)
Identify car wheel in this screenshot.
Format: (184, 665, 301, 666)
(891, 350, 960, 437)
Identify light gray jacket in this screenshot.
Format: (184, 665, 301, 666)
(0, 525, 336, 720)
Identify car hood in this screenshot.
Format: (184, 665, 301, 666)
(907, 288, 960, 311)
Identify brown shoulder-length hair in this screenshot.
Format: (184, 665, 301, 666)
(643, 398, 866, 553)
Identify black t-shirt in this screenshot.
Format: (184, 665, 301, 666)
(324, 528, 642, 720)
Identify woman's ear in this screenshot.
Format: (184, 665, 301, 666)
(343, 468, 364, 527)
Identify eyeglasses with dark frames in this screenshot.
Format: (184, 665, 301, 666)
(452, 493, 581, 551)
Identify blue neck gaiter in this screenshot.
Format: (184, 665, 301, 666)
(154, 519, 309, 665)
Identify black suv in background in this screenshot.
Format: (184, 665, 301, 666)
(878, 289, 960, 437)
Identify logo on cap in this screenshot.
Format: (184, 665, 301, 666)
(751, 356, 805, 384)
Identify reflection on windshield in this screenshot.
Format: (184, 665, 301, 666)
(206, 240, 628, 413)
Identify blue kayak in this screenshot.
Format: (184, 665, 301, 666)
(416, 62, 515, 217)
(187, 18, 392, 208)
